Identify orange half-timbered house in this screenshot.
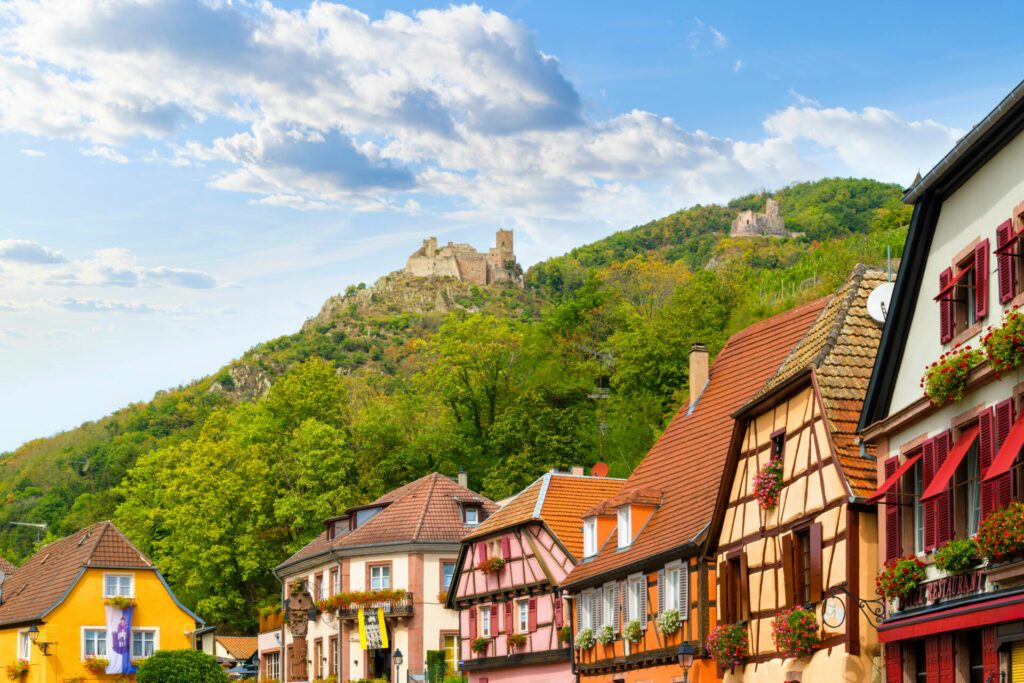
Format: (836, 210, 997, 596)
(709, 266, 885, 682)
(561, 300, 826, 683)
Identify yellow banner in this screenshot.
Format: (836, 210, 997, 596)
(378, 607, 389, 649)
(357, 607, 389, 650)
(358, 608, 367, 651)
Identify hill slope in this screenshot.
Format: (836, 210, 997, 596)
(0, 177, 910, 630)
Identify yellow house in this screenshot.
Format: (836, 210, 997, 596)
(0, 521, 203, 682)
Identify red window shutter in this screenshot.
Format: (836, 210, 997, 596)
(501, 535, 511, 560)
(995, 399, 1016, 509)
(808, 523, 823, 603)
(885, 643, 902, 683)
(982, 626, 999, 681)
(738, 552, 750, 621)
(938, 633, 955, 682)
(469, 607, 478, 638)
(528, 597, 538, 632)
(490, 604, 499, 633)
(980, 408, 997, 519)
(477, 543, 487, 563)
(922, 438, 937, 551)
(939, 267, 953, 343)
(998, 219, 1015, 303)
(935, 431, 952, 546)
(780, 534, 796, 608)
(883, 456, 901, 561)
(717, 561, 729, 622)
(503, 601, 512, 634)
(554, 596, 563, 628)
(925, 637, 939, 682)
(976, 238, 990, 321)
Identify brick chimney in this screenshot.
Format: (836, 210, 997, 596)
(689, 343, 709, 406)
(570, 466, 585, 476)
(458, 467, 468, 489)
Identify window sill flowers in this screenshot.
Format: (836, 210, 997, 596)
(557, 626, 572, 645)
(933, 538, 980, 575)
(83, 657, 109, 674)
(977, 501, 1024, 562)
(506, 633, 526, 649)
(104, 596, 136, 609)
(771, 607, 820, 659)
(921, 346, 984, 406)
(317, 588, 408, 612)
(623, 619, 642, 644)
(478, 557, 506, 574)
(753, 455, 784, 510)
(876, 556, 927, 602)
(656, 608, 680, 635)
(5, 660, 28, 680)
(596, 625, 614, 645)
(470, 637, 491, 655)
(982, 307, 1024, 377)
(574, 627, 595, 650)
(707, 623, 748, 670)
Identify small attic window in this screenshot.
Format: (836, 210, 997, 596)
(617, 506, 632, 549)
(583, 517, 597, 558)
(771, 430, 786, 459)
(464, 506, 480, 527)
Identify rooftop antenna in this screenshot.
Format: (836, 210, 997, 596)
(887, 245, 892, 282)
(8, 522, 46, 544)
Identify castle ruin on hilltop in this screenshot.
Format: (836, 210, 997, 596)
(404, 229, 521, 286)
(730, 199, 788, 237)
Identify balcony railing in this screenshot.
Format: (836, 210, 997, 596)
(336, 592, 414, 619)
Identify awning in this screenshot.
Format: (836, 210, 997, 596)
(866, 452, 923, 504)
(933, 266, 974, 301)
(921, 425, 979, 501)
(995, 228, 1024, 256)
(878, 591, 1024, 643)
(984, 411, 1024, 482)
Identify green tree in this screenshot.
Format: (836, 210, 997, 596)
(136, 649, 229, 683)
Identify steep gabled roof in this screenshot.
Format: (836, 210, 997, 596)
(462, 472, 625, 559)
(745, 266, 888, 497)
(216, 635, 258, 661)
(563, 298, 827, 589)
(0, 521, 156, 627)
(278, 473, 498, 572)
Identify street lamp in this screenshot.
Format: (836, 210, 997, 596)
(676, 643, 695, 683)
(393, 648, 404, 683)
(27, 624, 53, 656)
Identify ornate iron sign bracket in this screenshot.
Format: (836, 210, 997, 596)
(825, 582, 888, 629)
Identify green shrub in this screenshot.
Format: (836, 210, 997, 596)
(934, 537, 978, 575)
(426, 649, 446, 683)
(135, 650, 229, 683)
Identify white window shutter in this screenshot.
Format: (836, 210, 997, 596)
(575, 594, 582, 632)
(612, 583, 620, 633)
(657, 570, 665, 615)
(595, 588, 603, 628)
(639, 578, 648, 630)
(679, 566, 689, 621)
(590, 591, 599, 630)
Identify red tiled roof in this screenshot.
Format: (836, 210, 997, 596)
(0, 556, 16, 576)
(463, 473, 626, 559)
(216, 635, 258, 661)
(0, 521, 154, 627)
(279, 473, 497, 570)
(563, 298, 827, 588)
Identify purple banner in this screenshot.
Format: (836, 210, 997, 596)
(105, 604, 137, 675)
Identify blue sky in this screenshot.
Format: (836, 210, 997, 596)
(0, 0, 1020, 452)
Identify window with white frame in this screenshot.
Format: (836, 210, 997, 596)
(480, 606, 492, 637)
(131, 630, 157, 659)
(627, 575, 643, 621)
(665, 564, 681, 612)
(17, 631, 30, 661)
(583, 517, 597, 558)
(913, 461, 925, 555)
(602, 584, 616, 627)
(83, 629, 108, 658)
(369, 565, 390, 591)
(517, 600, 529, 632)
(264, 651, 281, 680)
(464, 507, 480, 526)
(104, 574, 133, 598)
(580, 590, 592, 632)
(617, 506, 632, 549)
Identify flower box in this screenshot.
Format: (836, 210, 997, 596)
(986, 558, 1024, 589)
(478, 557, 506, 574)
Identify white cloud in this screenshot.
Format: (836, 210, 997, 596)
(0, 239, 66, 264)
(0, 1, 964, 229)
(733, 60, 743, 73)
(788, 89, 821, 107)
(19, 148, 45, 157)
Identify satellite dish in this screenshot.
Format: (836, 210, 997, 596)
(867, 282, 895, 325)
(591, 462, 609, 478)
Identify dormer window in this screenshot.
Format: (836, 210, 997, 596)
(464, 506, 480, 526)
(617, 506, 632, 549)
(583, 517, 597, 558)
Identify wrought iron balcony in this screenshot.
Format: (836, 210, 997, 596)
(336, 592, 414, 620)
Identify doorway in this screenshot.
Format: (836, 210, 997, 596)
(369, 648, 392, 681)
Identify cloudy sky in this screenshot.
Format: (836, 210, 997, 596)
(0, 0, 1020, 451)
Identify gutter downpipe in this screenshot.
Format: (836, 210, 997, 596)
(562, 588, 578, 683)
(278, 571, 287, 682)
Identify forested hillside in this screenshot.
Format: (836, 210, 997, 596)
(0, 177, 911, 632)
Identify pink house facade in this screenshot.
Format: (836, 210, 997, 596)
(448, 471, 624, 683)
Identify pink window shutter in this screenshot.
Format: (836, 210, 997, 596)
(976, 239, 990, 321)
(528, 597, 538, 632)
(500, 535, 511, 560)
(477, 543, 487, 563)
(469, 607, 477, 638)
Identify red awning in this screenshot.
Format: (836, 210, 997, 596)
(920, 425, 979, 501)
(932, 266, 974, 301)
(878, 591, 1024, 643)
(995, 228, 1024, 255)
(866, 452, 923, 504)
(983, 411, 1024, 482)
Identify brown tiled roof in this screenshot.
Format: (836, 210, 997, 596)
(279, 473, 497, 571)
(0, 556, 16, 576)
(462, 473, 626, 559)
(216, 635, 258, 661)
(563, 298, 827, 588)
(750, 266, 887, 497)
(0, 521, 154, 627)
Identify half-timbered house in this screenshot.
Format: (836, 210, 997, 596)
(561, 300, 826, 683)
(860, 80, 1024, 683)
(449, 470, 625, 683)
(709, 266, 885, 681)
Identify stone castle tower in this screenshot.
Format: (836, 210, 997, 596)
(730, 198, 788, 237)
(404, 229, 522, 286)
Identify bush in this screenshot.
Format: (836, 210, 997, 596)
(136, 650, 229, 683)
(771, 607, 820, 658)
(426, 649, 446, 683)
(707, 623, 748, 669)
(934, 537, 979, 574)
(876, 556, 927, 601)
(977, 501, 1024, 562)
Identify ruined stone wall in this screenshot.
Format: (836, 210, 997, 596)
(403, 229, 519, 285)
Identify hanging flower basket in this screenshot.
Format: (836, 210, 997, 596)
(436, 590, 448, 604)
(771, 607, 820, 658)
(920, 346, 984, 406)
(506, 633, 526, 649)
(982, 307, 1024, 377)
(557, 626, 572, 645)
(104, 596, 136, 609)
(83, 657, 109, 675)
(707, 623, 748, 670)
(656, 608, 680, 635)
(933, 538, 979, 575)
(478, 557, 506, 574)
(471, 637, 491, 655)
(977, 501, 1024, 562)
(596, 625, 614, 645)
(317, 588, 408, 612)
(876, 556, 927, 602)
(753, 455, 784, 510)
(574, 627, 595, 650)
(5, 660, 28, 680)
